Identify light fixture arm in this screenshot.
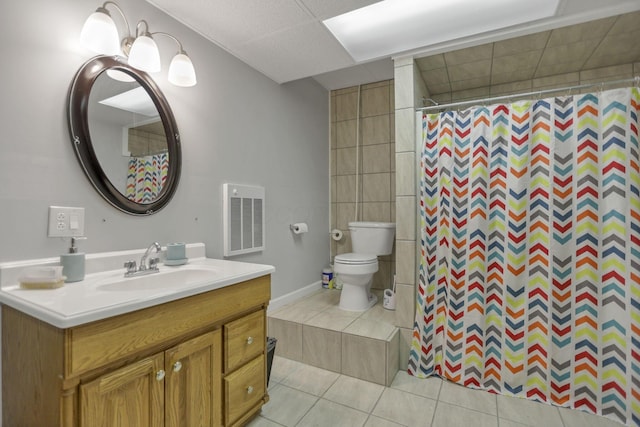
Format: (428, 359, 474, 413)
(151, 31, 188, 55)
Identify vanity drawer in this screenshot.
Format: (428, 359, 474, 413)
(224, 309, 265, 372)
(224, 354, 265, 426)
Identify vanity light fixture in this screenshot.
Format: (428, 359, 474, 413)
(80, 1, 197, 87)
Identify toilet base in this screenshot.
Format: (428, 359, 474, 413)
(339, 284, 378, 312)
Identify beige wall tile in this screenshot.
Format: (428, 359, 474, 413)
(361, 115, 390, 145)
(337, 147, 357, 175)
(390, 113, 395, 142)
(395, 283, 415, 329)
(302, 325, 342, 372)
(337, 203, 356, 230)
(490, 80, 532, 96)
(330, 148, 336, 176)
(386, 331, 400, 386)
(395, 152, 415, 196)
(398, 327, 413, 371)
(373, 259, 393, 290)
(547, 16, 616, 46)
(336, 119, 357, 148)
(335, 91, 359, 121)
(268, 318, 302, 361)
(444, 44, 493, 65)
(361, 85, 391, 117)
(396, 196, 416, 240)
(395, 240, 415, 285)
(336, 175, 356, 203)
(422, 67, 449, 85)
(363, 173, 391, 202)
(342, 334, 387, 385)
(451, 85, 491, 102)
(363, 144, 391, 174)
(361, 202, 391, 223)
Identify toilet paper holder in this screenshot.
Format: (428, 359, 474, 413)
(290, 223, 308, 234)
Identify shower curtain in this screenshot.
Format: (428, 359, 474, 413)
(125, 153, 168, 203)
(409, 87, 640, 425)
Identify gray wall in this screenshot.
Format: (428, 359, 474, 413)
(0, 0, 329, 299)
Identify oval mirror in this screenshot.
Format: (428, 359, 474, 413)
(67, 56, 181, 215)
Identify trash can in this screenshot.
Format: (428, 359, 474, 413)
(266, 337, 277, 386)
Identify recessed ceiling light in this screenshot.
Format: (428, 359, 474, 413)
(324, 0, 560, 61)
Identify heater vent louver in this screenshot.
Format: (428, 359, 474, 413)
(223, 183, 265, 257)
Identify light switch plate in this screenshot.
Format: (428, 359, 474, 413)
(48, 206, 85, 237)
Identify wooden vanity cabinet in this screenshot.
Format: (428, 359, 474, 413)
(2, 275, 270, 427)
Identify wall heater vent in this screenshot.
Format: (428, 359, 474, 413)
(223, 183, 265, 257)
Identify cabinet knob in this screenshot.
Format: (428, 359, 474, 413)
(173, 361, 182, 372)
(156, 370, 165, 381)
(247, 385, 254, 394)
(247, 336, 254, 345)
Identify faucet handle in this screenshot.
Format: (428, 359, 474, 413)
(149, 257, 160, 270)
(124, 260, 137, 273)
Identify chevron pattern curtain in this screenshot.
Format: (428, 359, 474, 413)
(409, 87, 640, 426)
(125, 153, 169, 203)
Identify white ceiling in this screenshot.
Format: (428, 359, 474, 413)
(146, 0, 640, 90)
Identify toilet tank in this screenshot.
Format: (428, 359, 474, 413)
(348, 222, 396, 255)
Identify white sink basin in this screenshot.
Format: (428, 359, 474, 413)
(96, 265, 218, 292)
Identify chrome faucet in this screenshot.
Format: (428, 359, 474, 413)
(124, 242, 161, 277)
(140, 242, 161, 271)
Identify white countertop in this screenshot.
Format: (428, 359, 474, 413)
(0, 257, 274, 328)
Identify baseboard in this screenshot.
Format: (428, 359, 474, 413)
(268, 281, 322, 313)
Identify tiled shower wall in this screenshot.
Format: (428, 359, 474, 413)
(330, 80, 396, 291)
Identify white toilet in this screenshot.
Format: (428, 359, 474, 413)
(334, 221, 396, 311)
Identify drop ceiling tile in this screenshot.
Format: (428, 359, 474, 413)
(532, 72, 580, 89)
(491, 68, 536, 85)
(426, 82, 452, 95)
(451, 76, 491, 92)
(149, 0, 315, 47)
(444, 45, 493, 66)
(493, 50, 543, 73)
(298, 0, 380, 19)
(235, 22, 355, 83)
(547, 16, 616, 46)
(538, 40, 600, 68)
(493, 32, 550, 57)
(490, 80, 532, 96)
(534, 61, 586, 78)
(415, 55, 446, 71)
(607, 10, 640, 35)
(421, 68, 449, 85)
(448, 60, 492, 82)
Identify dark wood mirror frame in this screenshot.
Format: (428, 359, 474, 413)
(67, 55, 181, 215)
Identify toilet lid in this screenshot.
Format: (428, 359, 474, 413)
(335, 253, 377, 265)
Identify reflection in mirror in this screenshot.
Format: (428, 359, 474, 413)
(67, 56, 181, 215)
(88, 75, 168, 203)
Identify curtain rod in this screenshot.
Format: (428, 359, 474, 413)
(417, 76, 640, 113)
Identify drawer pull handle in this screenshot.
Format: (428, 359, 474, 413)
(247, 386, 254, 394)
(173, 361, 182, 372)
(156, 370, 165, 381)
(247, 336, 254, 345)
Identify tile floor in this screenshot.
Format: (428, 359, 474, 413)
(247, 356, 624, 427)
(267, 289, 398, 385)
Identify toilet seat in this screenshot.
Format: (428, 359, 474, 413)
(334, 253, 377, 265)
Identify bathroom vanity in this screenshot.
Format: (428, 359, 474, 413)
(0, 252, 273, 427)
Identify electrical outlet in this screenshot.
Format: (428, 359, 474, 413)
(48, 206, 85, 237)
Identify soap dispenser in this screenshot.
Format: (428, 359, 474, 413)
(61, 237, 86, 282)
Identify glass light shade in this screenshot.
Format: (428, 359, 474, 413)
(128, 35, 161, 73)
(80, 10, 120, 55)
(168, 53, 197, 87)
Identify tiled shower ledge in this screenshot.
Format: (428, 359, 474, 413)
(267, 289, 399, 386)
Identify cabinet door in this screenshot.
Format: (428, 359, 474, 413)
(79, 353, 165, 427)
(165, 329, 222, 427)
